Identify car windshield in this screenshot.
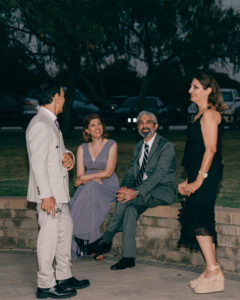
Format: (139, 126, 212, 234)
(28, 90, 38, 99)
(222, 91, 233, 103)
(110, 99, 121, 105)
(109, 96, 127, 104)
(63, 87, 89, 103)
(77, 90, 89, 103)
(122, 97, 163, 108)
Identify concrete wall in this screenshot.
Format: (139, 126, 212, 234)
(1, 197, 240, 272)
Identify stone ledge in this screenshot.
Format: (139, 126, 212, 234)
(2, 197, 240, 271)
(0, 197, 26, 209)
(142, 203, 240, 226)
(1, 197, 240, 225)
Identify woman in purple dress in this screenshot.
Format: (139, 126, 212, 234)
(69, 114, 119, 260)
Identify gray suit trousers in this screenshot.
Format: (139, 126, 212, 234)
(37, 204, 73, 288)
(103, 186, 171, 258)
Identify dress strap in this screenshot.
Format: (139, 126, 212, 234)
(192, 107, 212, 123)
(105, 139, 116, 150)
(81, 143, 88, 151)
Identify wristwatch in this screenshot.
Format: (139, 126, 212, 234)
(135, 190, 140, 197)
(198, 170, 208, 179)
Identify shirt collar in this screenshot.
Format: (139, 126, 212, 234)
(144, 133, 157, 150)
(144, 132, 157, 147)
(41, 106, 57, 122)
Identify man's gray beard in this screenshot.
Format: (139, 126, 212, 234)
(139, 129, 155, 138)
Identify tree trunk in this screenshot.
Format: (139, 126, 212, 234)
(138, 68, 152, 112)
(78, 73, 107, 107)
(61, 66, 77, 137)
(138, 22, 153, 113)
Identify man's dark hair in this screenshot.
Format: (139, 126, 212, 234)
(37, 82, 62, 106)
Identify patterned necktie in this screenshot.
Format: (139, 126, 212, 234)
(54, 119, 60, 131)
(136, 143, 149, 186)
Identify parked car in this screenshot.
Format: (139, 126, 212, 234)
(108, 95, 128, 111)
(221, 88, 240, 127)
(114, 96, 182, 130)
(0, 92, 24, 127)
(22, 87, 99, 128)
(187, 88, 240, 127)
(71, 89, 99, 126)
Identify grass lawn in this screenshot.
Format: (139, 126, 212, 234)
(0, 129, 240, 207)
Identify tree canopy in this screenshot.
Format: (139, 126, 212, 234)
(0, 0, 239, 133)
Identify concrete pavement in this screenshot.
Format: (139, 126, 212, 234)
(0, 252, 239, 300)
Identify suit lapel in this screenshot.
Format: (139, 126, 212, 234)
(147, 134, 160, 162)
(134, 140, 144, 174)
(38, 108, 62, 161)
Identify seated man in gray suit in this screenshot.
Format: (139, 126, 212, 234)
(87, 111, 176, 270)
(26, 83, 90, 298)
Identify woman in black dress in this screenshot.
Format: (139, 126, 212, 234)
(178, 72, 226, 294)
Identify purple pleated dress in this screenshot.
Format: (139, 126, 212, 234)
(69, 139, 119, 258)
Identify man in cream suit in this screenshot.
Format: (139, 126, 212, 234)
(26, 83, 90, 298)
(87, 111, 176, 270)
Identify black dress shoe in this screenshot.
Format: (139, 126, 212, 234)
(110, 257, 135, 270)
(56, 277, 90, 290)
(86, 237, 112, 255)
(36, 284, 76, 298)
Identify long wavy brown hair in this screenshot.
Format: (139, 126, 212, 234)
(82, 114, 108, 142)
(193, 72, 227, 112)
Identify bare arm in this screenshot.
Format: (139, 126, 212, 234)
(79, 142, 118, 181)
(76, 145, 85, 177)
(74, 145, 88, 186)
(199, 109, 220, 173)
(185, 109, 221, 195)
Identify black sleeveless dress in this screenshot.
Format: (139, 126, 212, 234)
(177, 113, 224, 251)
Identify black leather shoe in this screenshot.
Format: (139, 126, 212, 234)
(36, 284, 76, 298)
(86, 237, 112, 255)
(110, 257, 135, 270)
(56, 277, 90, 290)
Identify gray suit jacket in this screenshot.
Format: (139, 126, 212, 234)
(122, 133, 176, 204)
(26, 108, 71, 203)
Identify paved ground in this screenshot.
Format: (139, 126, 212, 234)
(0, 252, 239, 300)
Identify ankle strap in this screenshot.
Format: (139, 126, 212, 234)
(206, 264, 219, 271)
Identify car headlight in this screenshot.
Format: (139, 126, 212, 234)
(127, 118, 131, 123)
(133, 118, 137, 123)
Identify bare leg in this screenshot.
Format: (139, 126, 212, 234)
(190, 237, 219, 288)
(196, 235, 219, 279)
(193, 236, 224, 293)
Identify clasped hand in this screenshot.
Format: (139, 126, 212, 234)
(116, 187, 136, 203)
(178, 177, 203, 197)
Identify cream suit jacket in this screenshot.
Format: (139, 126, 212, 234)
(26, 108, 72, 203)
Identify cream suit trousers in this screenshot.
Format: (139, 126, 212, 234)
(37, 203, 73, 288)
